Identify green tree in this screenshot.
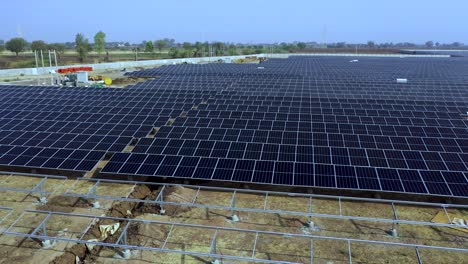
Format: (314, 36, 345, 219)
(279, 42, 290, 51)
(254, 45, 264, 54)
(203, 42, 210, 55)
(155, 39, 168, 52)
(47, 43, 66, 59)
(48, 43, 66, 54)
(336, 42, 347, 48)
(166, 38, 176, 47)
(297, 42, 306, 50)
(242, 47, 254, 55)
(169, 47, 180, 58)
(145, 41, 154, 53)
(0, 45, 4, 53)
(31, 40, 48, 51)
(182, 42, 192, 49)
(213, 42, 225, 56)
(228, 44, 238, 56)
(94, 31, 106, 55)
(367, 41, 376, 48)
(75, 33, 91, 62)
(182, 42, 193, 57)
(5, 37, 27, 56)
(425, 41, 434, 48)
(194, 42, 204, 57)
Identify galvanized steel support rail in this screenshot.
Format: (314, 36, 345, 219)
(4, 210, 467, 264)
(0, 206, 15, 233)
(60, 178, 468, 232)
(0, 172, 67, 202)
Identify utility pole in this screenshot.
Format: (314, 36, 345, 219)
(54, 50, 58, 84)
(209, 44, 212, 61)
(322, 25, 328, 48)
(40, 50, 45, 85)
(34, 50, 39, 85)
(48, 50, 53, 85)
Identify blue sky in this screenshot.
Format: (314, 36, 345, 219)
(1, 0, 466, 44)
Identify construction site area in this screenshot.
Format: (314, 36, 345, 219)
(0, 172, 466, 264)
(0, 55, 467, 263)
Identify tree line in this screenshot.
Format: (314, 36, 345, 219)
(0, 38, 67, 56)
(0, 31, 466, 61)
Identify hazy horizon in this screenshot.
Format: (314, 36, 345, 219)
(1, 0, 467, 44)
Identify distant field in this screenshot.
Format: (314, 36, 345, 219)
(0, 50, 171, 69)
(0, 48, 403, 69)
(299, 48, 401, 54)
(0, 49, 170, 56)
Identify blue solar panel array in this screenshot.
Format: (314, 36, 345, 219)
(1, 56, 467, 197)
(113, 56, 468, 197)
(0, 81, 202, 172)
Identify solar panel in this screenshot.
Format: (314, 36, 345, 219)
(1, 56, 467, 197)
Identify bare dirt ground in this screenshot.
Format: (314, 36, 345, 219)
(0, 52, 170, 70)
(0, 175, 466, 264)
(0, 56, 260, 86)
(0, 66, 154, 87)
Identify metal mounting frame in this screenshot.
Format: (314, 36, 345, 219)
(3, 209, 467, 264)
(0, 171, 67, 202)
(62, 178, 468, 232)
(0, 173, 466, 263)
(0, 206, 14, 233)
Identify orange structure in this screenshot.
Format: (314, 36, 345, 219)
(57, 66, 93, 74)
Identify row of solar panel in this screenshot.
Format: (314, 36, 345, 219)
(1, 106, 464, 126)
(101, 153, 468, 196)
(0, 93, 214, 101)
(203, 99, 466, 110)
(6, 85, 462, 104)
(2, 85, 466, 108)
(1, 91, 208, 99)
(212, 93, 468, 102)
(0, 131, 133, 152)
(0, 106, 183, 116)
(0, 84, 220, 94)
(0, 119, 156, 138)
(151, 125, 467, 151)
(199, 102, 465, 113)
(123, 72, 466, 81)
(171, 117, 467, 138)
(0, 145, 105, 172)
(1, 101, 202, 111)
(2, 109, 463, 130)
(3, 99, 464, 114)
(0, 113, 173, 126)
(130, 137, 467, 170)
(124, 57, 468, 80)
(185, 110, 464, 124)
(1, 107, 464, 130)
